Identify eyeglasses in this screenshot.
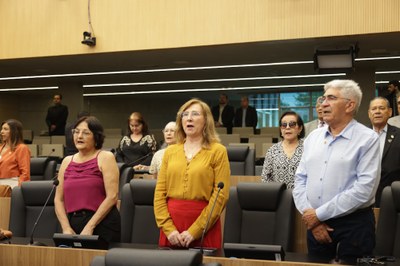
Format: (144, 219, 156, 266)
(181, 111, 202, 119)
(162, 129, 175, 133)
(72, 129, 92, 137)
(317, 95, 351, 104)
(280, 121, 298, 129)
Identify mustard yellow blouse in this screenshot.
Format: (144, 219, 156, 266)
(154, 142, 230, 240)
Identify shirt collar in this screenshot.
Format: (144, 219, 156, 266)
(325, 119, 357, 140)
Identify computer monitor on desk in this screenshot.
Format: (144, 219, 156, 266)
(53, 233, 108, 250)
(223, 243, 285, 261)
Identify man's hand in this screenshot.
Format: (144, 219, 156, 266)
(311, 223, 333, 244)
(302, 208, 321, 229)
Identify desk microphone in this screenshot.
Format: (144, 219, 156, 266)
(127, 153, 152, 167)
(29, 179, 59, 246)
(199, 181, 224, 255)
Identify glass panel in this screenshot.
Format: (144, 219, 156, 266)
(280, 92, 310, 107)
(250, 90, 324, 126)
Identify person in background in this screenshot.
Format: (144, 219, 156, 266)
(261, 111, 304, 189)
(54, 116, 120, 243)
(0, 119, 31, 188)
(154, 98, 230, 249)
(388, 94, 400, 128)
(304, 97, 326, 137)
(115, 112, 157, 168)
(386, 80, 400, 117)
(211, 93, 235, 134)
(46, 93, 69, 136)
(234, 96, 258, 132)
(135, 121, 177, 178)
(368, 97, 400, 207)
(65, 111, 90, 156)
(293, 80, 380, 264)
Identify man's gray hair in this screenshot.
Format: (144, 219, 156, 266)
(324, 79, 362, 114)
(369, 96, 391, 109)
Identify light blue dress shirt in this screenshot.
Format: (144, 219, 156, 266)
(293, 119, 381, 221)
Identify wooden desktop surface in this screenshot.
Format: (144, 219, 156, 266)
(0, 243, 333, 266)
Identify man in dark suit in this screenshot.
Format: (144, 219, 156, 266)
(45, 93, 69, 136)
(368, 96, 400, 207)
(234, 96, 258, 131)
(211, 93, 235, 134)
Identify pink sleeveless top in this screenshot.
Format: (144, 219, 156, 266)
(63, 152, 106, 213)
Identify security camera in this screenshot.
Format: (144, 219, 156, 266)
(81, 31, 96, 46)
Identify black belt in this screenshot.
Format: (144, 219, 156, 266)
(69, 210, 94, 217)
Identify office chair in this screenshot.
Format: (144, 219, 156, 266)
(223, 182, 295, 252)
(9, 181, 60, 238)
(120, 179, 159, 244)
(30, 157, 58, 181)
(226, 146, 255, 176)
(375, 181, 400, 257)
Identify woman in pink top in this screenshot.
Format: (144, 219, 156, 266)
(54, 116, 120, 243)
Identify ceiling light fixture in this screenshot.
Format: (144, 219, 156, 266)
(83, 73, 346, 88)
(83, 83, 326, 97)
(0, 86, 58, 92)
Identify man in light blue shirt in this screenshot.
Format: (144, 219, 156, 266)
(293, 80, 380, 264)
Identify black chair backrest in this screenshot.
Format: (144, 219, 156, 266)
(226, 146, 255, 175)
(120, 179, 159, 244)
(223, 182, 295, 251)
(375, 181, 400, 257)
(9, 181, 60, 238)
(90, 248, 203, 266)
(117, 163, 134, 199)
(30, 157, 57, 181)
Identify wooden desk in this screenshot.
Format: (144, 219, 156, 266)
(0, 243, 332, 266)
(0, 197, 11, 229)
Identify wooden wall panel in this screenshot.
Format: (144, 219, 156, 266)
(1, 0, 399, 59)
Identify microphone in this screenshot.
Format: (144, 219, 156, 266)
(29, 179, 59, 246)
(126, 153, 152, 167)
(198, 181, 224, 255)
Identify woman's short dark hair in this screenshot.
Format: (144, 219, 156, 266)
(74, 116, 105, 149)
(1, 119, 24, 151)
(279, 111, 305, 139)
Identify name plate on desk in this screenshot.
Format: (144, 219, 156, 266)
(53, 233, 108, 250)
(224, 243, 285, 261)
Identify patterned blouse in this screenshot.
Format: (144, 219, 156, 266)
(261, 139, 304, 189)
(115, 134, 157, 166)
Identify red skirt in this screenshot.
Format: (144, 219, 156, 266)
(159, 198, 222, 249)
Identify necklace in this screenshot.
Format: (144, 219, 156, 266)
(184, 143, 201, 161)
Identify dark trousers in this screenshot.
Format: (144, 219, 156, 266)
(68, 206, 121, 243)
(307, 207, 375, 265)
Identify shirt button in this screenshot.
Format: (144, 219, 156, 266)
(318, 196, 321, 199)
(320, 178, 322, 181)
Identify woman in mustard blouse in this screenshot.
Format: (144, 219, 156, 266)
(154, 98, 230, 249)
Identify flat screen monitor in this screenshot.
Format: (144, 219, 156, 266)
(224, 243, 285, 261)
(53, 233, 108, 250)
